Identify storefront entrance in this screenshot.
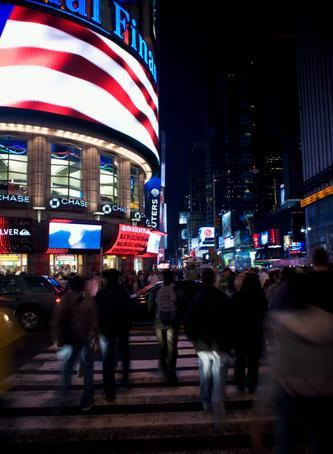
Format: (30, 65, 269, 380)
(49, 254, 83, 276)
(103, 255, 120, 270)
(0, 254, 27, 274)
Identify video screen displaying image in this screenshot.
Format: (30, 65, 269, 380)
(0, 3, 159, 158)
(49, 222, 101, 250)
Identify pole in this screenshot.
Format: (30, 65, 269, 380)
(99, 247, 103, 275)
(212, 173, 217, 252)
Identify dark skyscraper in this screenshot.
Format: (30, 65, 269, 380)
(298, 16, 333, 257)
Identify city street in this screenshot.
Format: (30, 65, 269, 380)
(0, 324, 275, 453)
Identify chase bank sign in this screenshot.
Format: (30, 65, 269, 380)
(102, 204, 127, 216)
(0, 194, 30, 204)
(49, 197, 88, 209)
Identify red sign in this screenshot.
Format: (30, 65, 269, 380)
(105, 225, 151, 256)
(269, 228, 281, 245)
(252, 233, 260, 248)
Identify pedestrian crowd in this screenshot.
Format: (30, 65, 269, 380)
(53, 249, 333, 452)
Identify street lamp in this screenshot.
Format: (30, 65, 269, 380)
(32, 206, 46, 223)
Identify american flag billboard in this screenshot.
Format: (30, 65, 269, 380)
(0, 3, 159, 159)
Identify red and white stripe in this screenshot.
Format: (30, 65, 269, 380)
(0, 6, 159, 159)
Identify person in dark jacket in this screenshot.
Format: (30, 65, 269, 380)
(148, 270, 184, 385)
(185, 268, 232, 427)
(232, 272, 267, 393)
(95, 269, 132, 401)
(54, 275, 96, 411)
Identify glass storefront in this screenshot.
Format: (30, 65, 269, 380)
(49, 254, 83, 276)
(0, 254, 27, 274)
(100, 153, 119, 204)
(130, 165, 140, 211)
(0, 136, 28, 196)
(50, 143, 82, 199)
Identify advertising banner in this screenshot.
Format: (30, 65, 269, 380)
(222, 211, 232, 238)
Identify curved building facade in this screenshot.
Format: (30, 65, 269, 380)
(0, 0, 159, 275)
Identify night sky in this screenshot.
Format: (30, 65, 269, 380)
(158, 3, 295, 256)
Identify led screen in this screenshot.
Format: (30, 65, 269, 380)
(49, 222, 101, 250)
(147, 231, 161, 254)
(0, 4, 159, 159)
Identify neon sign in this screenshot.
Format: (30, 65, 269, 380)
(21, 0, 157, 83)
(105, 224, 151, 256)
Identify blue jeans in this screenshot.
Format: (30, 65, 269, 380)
(100, 334, 130, 397)
(155, 323, 178, 380)
(197, 351, 229, 423)
(62, 341, 94, 408)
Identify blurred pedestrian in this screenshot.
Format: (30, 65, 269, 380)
(148, 270, 184, 385)
(54, 275, 96, 411)
(218, 267, 236, 297)
(148, 269, 159, 285)
(268, 248, 333, 453)
(263, 269, 280, 301)
(185, 268, 233, 429)
(96, 269, 132, 401)
(232, 272, 267, 393)
(86, 272, 100, 298)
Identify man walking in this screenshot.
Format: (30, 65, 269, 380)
(185, 268, 233, 428)
(55, 275, 96, 411)
(148, 270, 183, 385)
(96, 269, 132, 401)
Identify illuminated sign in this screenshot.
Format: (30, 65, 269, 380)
(147, 231, 165, 254)
(0, 217, 33, 252)
(301, 185, 333, 208)
(284, 235, 292, 251)
(19, 0, 157, 83)
(252, 233, 260, 248)
(145, 175, 160, 229)
(222, 211, 232, 238)
(102, 204, 127, 216)
(179, 212, 188, 225)
(0, 194, 29, 204)
(105, 224, 151, 256)
(48, 221, 102, 249)
(224, 237, 234, 249)
(0, 3, 159, 159)
(49, 198, 88, 209)
(261, 231, 269, 246)
(269, 228, 281, 246)
(199, 227, 215, 248)
(290, 241, 305, 255)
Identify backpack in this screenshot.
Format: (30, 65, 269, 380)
(156, 284, 177, 323)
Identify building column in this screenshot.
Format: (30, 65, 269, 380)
(28, 136, 50, 209)
(120, 159, 131, 220)
(28, 253, 50, 275)
(82, 146, 99, 214)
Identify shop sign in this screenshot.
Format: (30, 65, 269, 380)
(49, 198, 88, 209)
(0, 194, 30, 204)
(105, 224, 151, 256)
(0, 217, 33, 253)
(102, 204, 127, 216)
(0, 228, 31, 236)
